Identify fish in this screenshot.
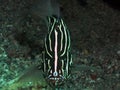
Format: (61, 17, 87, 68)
(32, 0, 72, 86)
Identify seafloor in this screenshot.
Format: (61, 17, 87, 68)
(0, 0, 120, 90)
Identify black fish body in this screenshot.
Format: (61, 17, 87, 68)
(42, 16, 72, 86)
(33, 0, 73, 86)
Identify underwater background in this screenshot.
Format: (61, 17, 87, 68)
(0, 0, 120, 90)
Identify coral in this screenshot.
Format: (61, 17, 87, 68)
(2, 66, 49, 90)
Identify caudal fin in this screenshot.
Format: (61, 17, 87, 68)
(31, 0, 60, 19)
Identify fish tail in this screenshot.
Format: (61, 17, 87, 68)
(51, 0, 60, 17)
(31, 0, 60, 19)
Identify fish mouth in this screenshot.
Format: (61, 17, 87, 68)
(47, 75, 65, 86)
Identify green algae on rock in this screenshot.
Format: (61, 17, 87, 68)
(2, 65, 50, 90)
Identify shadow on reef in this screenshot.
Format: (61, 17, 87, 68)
(14, 31, 43, 59)
(103, 0, 120, 10)
(13, 13, 46, 59)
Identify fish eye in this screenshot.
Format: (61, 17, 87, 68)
(53, 71, 58, 76)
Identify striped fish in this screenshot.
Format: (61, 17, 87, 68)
(42, 15, 72, 86)
(31, 0, 72, 86)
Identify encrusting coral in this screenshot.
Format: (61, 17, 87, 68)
(2, 65, 50, 90)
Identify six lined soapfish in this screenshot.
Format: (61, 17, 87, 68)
(42, 15, 72, 86)
(32, 0, 72, 86)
